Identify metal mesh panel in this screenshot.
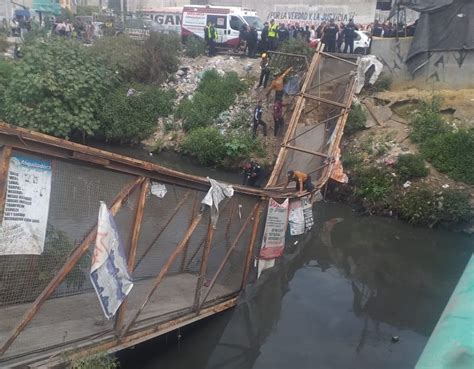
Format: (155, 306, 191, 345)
(274, 54, 356, 187)
(0, 153, 138, 307)
(0, 152, 142, 359)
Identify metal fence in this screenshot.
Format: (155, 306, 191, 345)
(0, 139, 266, 366)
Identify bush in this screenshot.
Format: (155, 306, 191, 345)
(181, 127, 264, 167)
(441, 190, 472, 224)
(353, 166, 394, 203)
(0, 58, 14, 114)
(397, 188, 439, 226)
(88, 35, 143, 82)
(70, 352, 118, 369)
(397, 188, 472, 226)
(278, 38, 315, 59)
(138, 32, 181, 83)
(422, 130, 474, 184)
(98, 86, 175, 143)
(177, 70, 246, 131)
(1, 39, 117, 139)
(184, 36, 206, 58)
(345, 104, 367, 135)
(410, 98, 449, 144)
(181, 127, 226, 166)
(395, 154, 429, 182)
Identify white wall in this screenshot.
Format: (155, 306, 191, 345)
(209, 0, 378, 25)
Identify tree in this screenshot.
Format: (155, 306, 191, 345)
(1, 38, 117, 139)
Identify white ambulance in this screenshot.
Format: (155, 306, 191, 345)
(181, 5, 264, 48)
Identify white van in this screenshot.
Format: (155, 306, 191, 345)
(181, 5, 264, 48)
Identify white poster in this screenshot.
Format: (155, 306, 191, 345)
(259, 198, 289, 259)
(0, 154, 52, 255)
(91, 202, 134, 319)
(288, 199, 305, 236)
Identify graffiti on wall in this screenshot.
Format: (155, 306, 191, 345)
(267, 5, 356, 25)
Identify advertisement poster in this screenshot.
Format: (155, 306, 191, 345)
(0, 154, 52, 255)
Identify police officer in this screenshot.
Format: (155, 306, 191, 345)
(323, 19, 338, 53)
(204, 21, 218, 56)
(372, 20, 383, 37)
(267, 19, 279, 51)
(343, 19, 358, 54)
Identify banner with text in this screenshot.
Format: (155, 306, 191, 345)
(0, 154, 52, 255)
(267, 5, 357, 26)
(259, 198, 289, 259)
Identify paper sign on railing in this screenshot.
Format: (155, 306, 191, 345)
(0, 154, 52, 255)
(259, 198, 289, 259)
(90, 202, 133, 319)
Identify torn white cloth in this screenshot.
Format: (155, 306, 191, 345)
(202, 177, 234, 227)
(90, 202, 133, 319)
(355, 55, 384, 94)
(289, 199, 305, 236)
(150, 182, 167, 198)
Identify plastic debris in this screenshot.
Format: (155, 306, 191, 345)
(403, 181, 412, 188)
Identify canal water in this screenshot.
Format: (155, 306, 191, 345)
(94, 144, 473, 368)
(117, 189, 473, 368)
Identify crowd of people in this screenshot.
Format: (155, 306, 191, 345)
(204, 16, 417, 58)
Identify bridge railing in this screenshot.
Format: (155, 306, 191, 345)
(0, 131, 266, 366)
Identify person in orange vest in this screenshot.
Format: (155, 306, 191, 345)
(267, 19, 279, 51)
(284, 170, 315, 195)
(266, 66, 293, 102)
(204, 21, 218, 56)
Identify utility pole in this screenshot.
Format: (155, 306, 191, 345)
(120, 0, 124, 24)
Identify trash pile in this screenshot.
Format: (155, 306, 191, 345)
(161, 55, 259, 103)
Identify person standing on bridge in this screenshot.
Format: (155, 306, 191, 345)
(267, 19, 279, 51)
(204, 21, 218, 57)
(323, 19, 338, 53)
(285, 170, 315, 195)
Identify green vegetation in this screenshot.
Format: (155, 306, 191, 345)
(184, 37, 206, 58)
(69, 352, 119, 369)
(352, 166, 394, 203)
(279, 38, 315, 59)
(408, 98, 474, 185)
(345, 104, 367, 135)
(410, 98, 449, 144)
(99, 87, 175, 143)
(1, 38, 117, 139)
(422, 130, 474, 184)
(140, 32, 181, 83)
(88, 35, 144, 82)
(395, 154, 429, 182)
(177, 70, 246, 131)
(397, 188, 472, 226)
(181, 127, 264, 167)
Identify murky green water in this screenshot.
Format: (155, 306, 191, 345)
(118, 196, 473, 369)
